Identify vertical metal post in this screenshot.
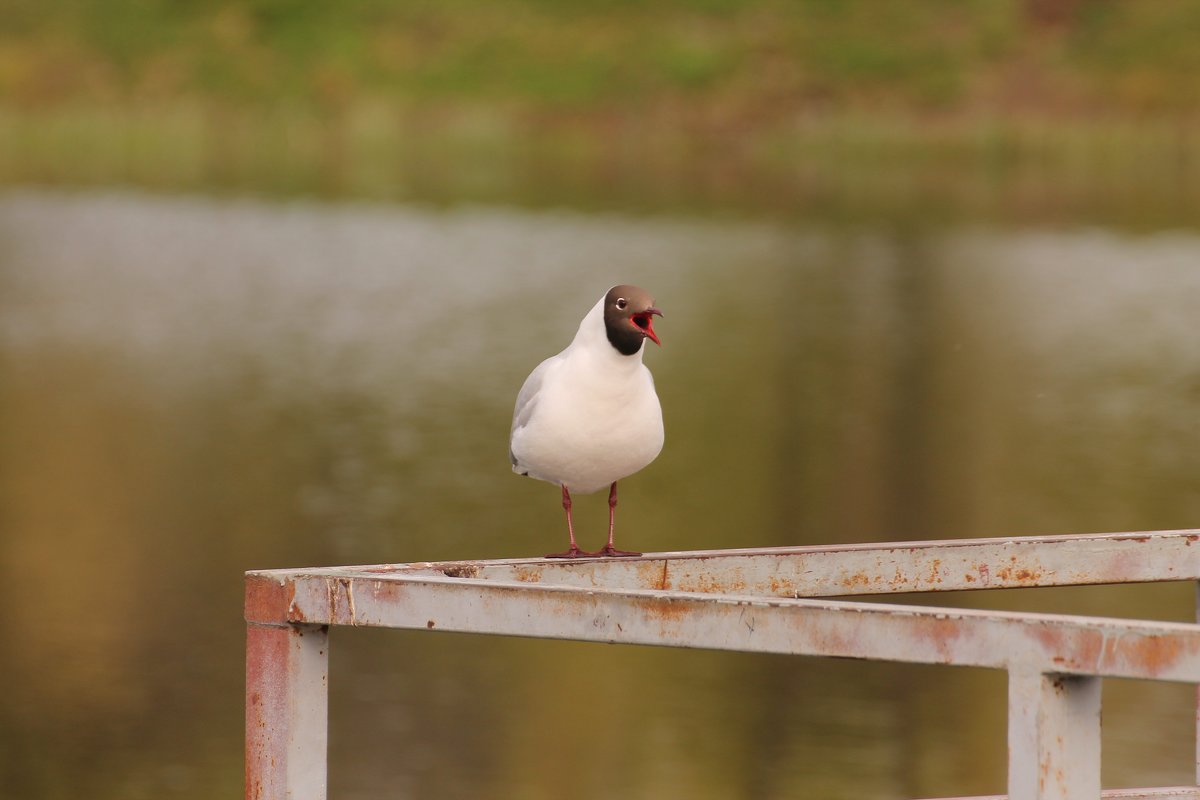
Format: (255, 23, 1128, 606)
(1195, 580, 1200, 785)
(1007, 669, 1101, 800)
(246, 622, 329, 800)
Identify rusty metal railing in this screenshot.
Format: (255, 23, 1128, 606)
(245, 529, 1200, 800)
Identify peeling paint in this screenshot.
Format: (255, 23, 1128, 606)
(441, 565, 480, 579)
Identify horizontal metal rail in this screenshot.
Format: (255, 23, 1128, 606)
(274, 528, 1200, 597)
(925, 789, 1200, 799)
(246, 529, 1200, 800)
(247, 571, 1200, 682)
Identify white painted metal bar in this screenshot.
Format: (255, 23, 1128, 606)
(249, 572, 1200, 682)
(922, 788, 1200, 799)
(245, 622, 329, 800)
(1007, 670, 1101, 800)
(297, 528, 1200, 598)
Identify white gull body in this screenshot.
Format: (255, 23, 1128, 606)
(510, 293, 664, 495)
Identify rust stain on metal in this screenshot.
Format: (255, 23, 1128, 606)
(343, 578, 357, 626)
(841, 572, 872, 590)
(1121, 634, 1189, 678)
(1005, 568, 1042, 583)
(631, 559, 672, 591)
(918, 615, 966, 662)
(675, 573, 747, 595)
(511, 565, 544, 583)
(800, 615, 856, 656)
(245, 574, 295, 625)
(245, 624, 290, 798)
(1031, 626, 1068, 662)
(993, 555, 1044, 585)
(768, 575, 798, 597)
(634, 596, 693, 624)
(322, 577, 360, 626)
(1032, 626, 1104, 673)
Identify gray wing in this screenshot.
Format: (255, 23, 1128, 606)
(511, 356, 555, 434)
(509, 355, 557, 466)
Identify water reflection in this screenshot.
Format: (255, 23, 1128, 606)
(1, 190, 1198, 798)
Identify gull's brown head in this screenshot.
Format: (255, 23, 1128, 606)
(603, 284, 662, 356)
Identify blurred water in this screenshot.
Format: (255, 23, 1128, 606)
(2, 189, 1199, 798)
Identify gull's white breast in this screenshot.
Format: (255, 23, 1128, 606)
(510, 349, 664, 495)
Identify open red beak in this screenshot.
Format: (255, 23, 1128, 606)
(633, 308, 663, 346)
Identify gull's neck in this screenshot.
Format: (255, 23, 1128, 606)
(567, 296, 646, 368)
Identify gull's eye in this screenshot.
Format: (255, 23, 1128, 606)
(616, 298, 628, 310)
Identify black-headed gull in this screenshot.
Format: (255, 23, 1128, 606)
(510, 285, 664, 558)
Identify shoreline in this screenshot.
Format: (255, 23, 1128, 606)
(2, 100, 1196, 227)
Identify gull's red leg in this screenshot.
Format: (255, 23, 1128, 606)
(596, 481, 641, 557)
(545, 484, 590, 558)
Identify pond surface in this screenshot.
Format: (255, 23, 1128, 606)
(2, 189, 1199, 798)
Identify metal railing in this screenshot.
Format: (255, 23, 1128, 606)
(245, 529, 1200, 800)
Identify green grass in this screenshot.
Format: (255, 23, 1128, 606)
(4, 1, 1200, 113)
(2, 100, 1196, 229)
(1, 1, 1199, 224)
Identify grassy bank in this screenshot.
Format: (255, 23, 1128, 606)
(2, 100, 1196, 227)
(5, 1, 1199, 116)
(2, 1, 1198, 223)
